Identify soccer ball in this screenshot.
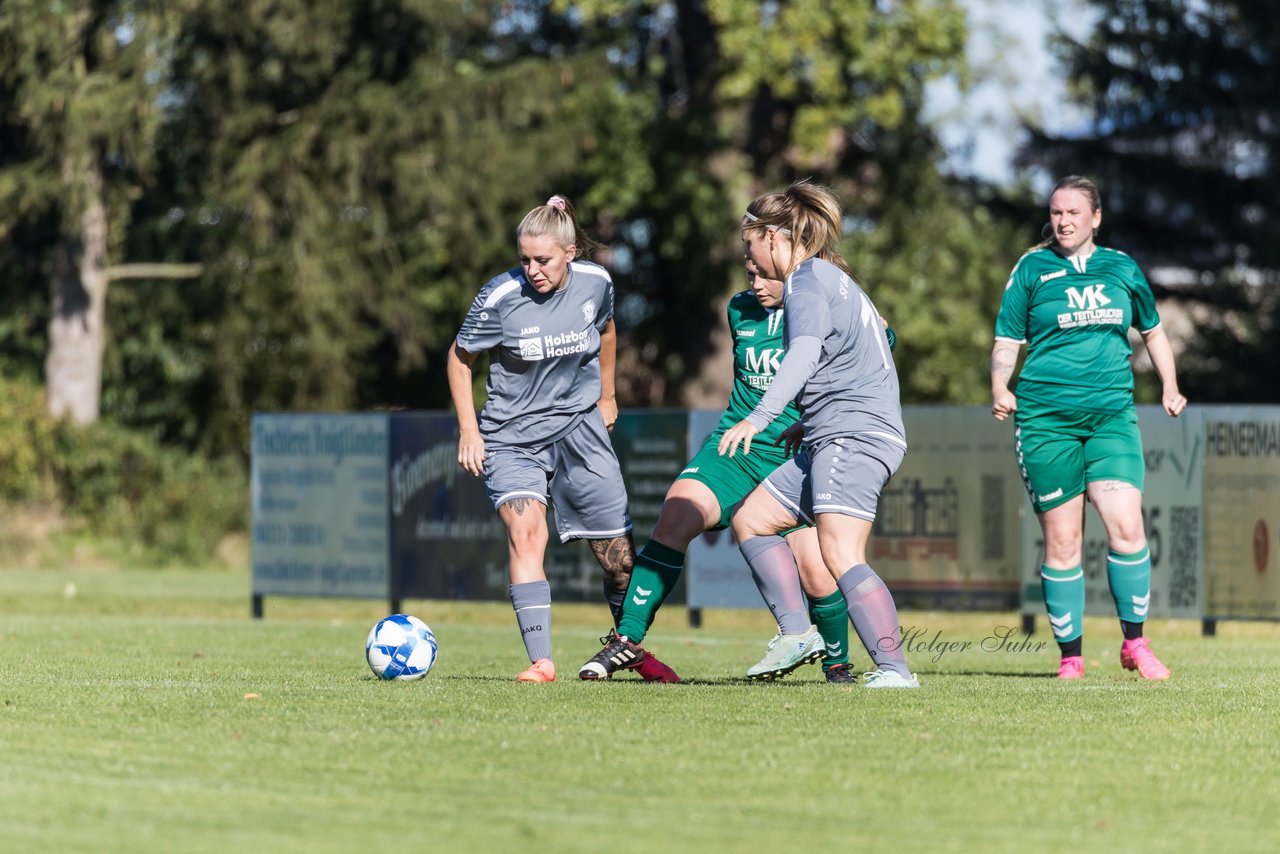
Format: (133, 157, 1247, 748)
(365, 614, 438, 680)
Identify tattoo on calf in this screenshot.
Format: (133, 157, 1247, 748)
(590, 534, 636, 590)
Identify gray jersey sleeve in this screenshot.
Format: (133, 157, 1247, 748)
(596, 274, 614, 331)
(456, 275, 520, 353)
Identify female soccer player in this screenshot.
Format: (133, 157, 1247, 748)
(719, 181, 918, 689)
(580, 257, 895, 684)
(991, 175, 1185, 680)
(446, 195, 678, 683)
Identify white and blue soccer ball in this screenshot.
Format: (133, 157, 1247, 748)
(365, 614, 437, 681)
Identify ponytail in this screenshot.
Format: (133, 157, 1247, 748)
(743, 180, 850, 278)
(517, 194, 602, 258)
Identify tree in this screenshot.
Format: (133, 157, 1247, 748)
(2, 0, 1027, 454)
(148, 0, 643, 453)
(3, 1, 645, 451)
(546, 0, 1019, 405)
(0, 1, 181, 423)
(1020, 0, 1280, 402)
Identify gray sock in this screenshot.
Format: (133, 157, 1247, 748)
(510, 580, 553, 663)
(739, 535, 811, 635)
(837, 564, 910, 677)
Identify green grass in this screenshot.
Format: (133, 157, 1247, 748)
(2, 568, 1278, 853)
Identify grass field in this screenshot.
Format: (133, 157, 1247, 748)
(2, 567, 1278, 853)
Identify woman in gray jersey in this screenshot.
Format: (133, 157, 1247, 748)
(720, 181, 919, 688)
(446, 195, 678, 684)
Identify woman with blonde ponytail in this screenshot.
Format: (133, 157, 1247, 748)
(720, 181, 919, 688)
(446, 195, 679, 684)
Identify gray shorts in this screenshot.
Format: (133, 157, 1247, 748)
(483, 410, 632, 542)
(761, 434, 905, 524)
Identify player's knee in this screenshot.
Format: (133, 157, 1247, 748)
(652, 506, 707, 548)
(505, 520, 548, 554)
(1043, 536, 1082, 567)
(1109, 530, 1146, 554)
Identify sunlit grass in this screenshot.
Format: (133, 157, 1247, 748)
(1, 568, 1277, 852)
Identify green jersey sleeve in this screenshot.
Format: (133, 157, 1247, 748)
(1124, 252, 1161, 333)
(993, 252, 1035, 343)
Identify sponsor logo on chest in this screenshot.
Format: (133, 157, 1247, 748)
(519, 329, 591, 361)
(1056, 283, 1123, 329)
(743, 346, 782, 388)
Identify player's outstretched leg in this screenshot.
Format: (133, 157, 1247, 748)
(746, 626, 825, 680)
(633, 646, 682, 683)
(579, 630, 641, 680)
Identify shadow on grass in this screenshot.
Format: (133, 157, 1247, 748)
(918, 669, 1057, 678)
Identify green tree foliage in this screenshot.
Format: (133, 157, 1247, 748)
(121, 0, 639, 453)
(0, 0, 179, 422)
(1021, 0, 1280, 401)
(0, 373, 245, 565)
(2, 0, 1026, 467)
(551, 0, 1021, 403)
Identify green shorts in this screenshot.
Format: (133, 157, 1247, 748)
(1013, 398, 1144, 513)
(677, 429, 801, 530)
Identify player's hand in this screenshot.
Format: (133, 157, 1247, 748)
(718, 420, 759, 458)
(598, 397, 619, 432)
(1163, 387, 1187, 418)
(778, 423, 804, 457)
(457, 430, 486, 476)
(992, 389, 1018, 421)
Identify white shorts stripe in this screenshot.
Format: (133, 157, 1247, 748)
(496, 490, 546, 506)
(813, 503, 876, 520)
(763, 479, 814, 525)
(859, 431, 907, 450)
(559, 524, 633, 543)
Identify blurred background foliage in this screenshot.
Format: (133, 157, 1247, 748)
(1, 1, 1277, 561)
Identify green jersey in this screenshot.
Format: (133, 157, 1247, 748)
(994, 245, 1161, 412)
(716, 291, 800, 446)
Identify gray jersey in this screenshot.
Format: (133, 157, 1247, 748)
(748, 257, 905, 450)
(456, 260, 614, 447)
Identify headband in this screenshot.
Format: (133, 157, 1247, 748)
(742, 211, 791, 235)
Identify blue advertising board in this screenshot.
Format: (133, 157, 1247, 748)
(251, 414, 389, 599)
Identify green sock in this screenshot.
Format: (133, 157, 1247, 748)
(1041, 564, 1084, 645)
(616, 541, 685, 643)
(808, 591, 850, 670)
(1107, 546, 1151, 624)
